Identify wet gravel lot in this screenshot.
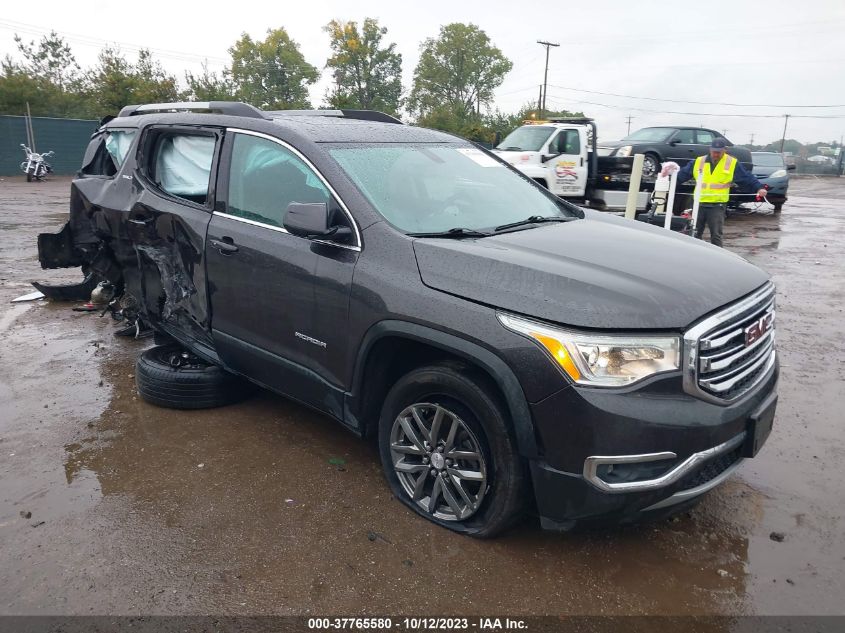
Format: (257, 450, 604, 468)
(0, 175, 843, 616)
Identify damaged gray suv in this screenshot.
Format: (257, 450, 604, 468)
(37, 102, 778, 537)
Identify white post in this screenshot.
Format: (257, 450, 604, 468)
(625, 153, 645, 219)
(664, 171, 678, 230)
(690, 169, 703, 236)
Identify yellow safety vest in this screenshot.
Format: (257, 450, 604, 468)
(694, 153, 737, 203)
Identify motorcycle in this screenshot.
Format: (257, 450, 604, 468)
(20, 144, 54, 182)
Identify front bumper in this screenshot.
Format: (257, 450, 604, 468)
(527, 362, 778, 530)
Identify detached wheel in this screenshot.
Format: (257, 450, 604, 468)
(378, 363, 527, 538)
(135, 344, 252, 410)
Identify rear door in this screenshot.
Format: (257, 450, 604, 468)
(129, 125, 222, 346)
(206, 129, 360, 419)
(547, 128, 588, 197)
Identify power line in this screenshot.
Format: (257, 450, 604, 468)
(0, 18, 229, 65)
(547, 83, 845, 109)
(545, 94, 845, 119)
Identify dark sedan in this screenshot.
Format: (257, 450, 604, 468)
(599, 126, 753, 178)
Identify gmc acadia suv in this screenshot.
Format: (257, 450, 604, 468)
(36, 102, 778, 537)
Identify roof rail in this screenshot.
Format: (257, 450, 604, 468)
(117, 101, 267, 119)
(266, 109, 402, 125)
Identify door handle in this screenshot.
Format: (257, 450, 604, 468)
(128, 216, 154, 226)
(210, 238, 239, 255)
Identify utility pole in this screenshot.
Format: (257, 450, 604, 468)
(537, 84, 543, 116)
(537, 40, 559, 119)
(749, 133, 755, 146)
(780, 114, 790, 153)
(625, 115, 634, 135)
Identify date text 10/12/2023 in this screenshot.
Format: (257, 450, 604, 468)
(307, 617, 528, 630)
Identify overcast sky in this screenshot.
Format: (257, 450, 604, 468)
(2, 0, 845, 144)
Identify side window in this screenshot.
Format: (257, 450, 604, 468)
(81, 129, 137, 176)
(696, 130, 715, 145)
(553, 130, 580, 154)
(227, 133, 331, 228)
(152, 133, 215, 205)
(105, 131, 137, 167)
(674, 129, 696, 144)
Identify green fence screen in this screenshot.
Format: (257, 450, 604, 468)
(0, 115, 99, 176)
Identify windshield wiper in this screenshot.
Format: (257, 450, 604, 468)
(408, 227, 491, 239)
(496, 146, 524, 151)
(493, 215, 573, 232)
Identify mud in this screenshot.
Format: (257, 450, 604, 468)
(0, 175, 843, 616)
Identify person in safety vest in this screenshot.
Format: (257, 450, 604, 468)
(670, 138, 766, 247)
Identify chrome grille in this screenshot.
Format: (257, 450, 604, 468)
(683, 283, 777, 404)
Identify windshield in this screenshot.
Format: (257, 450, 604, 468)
(752, 153, 785, 168)
(329, 144, 574, 234)
(495, 126, 555, 152)
(623, 127, 675, 143)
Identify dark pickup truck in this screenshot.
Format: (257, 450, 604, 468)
(36, 102, 778, 537)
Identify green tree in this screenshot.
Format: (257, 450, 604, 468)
(0, 32, 90, 118)
(229, 28, 318, 109)
(323, 18, 402, 114)
(409, 23, 512, 119)
(86, 47, 182, 117)
(185, 62, 236, 101)
(13, 31, 80, 89)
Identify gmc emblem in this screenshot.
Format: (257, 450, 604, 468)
(745, 313, 774, 347)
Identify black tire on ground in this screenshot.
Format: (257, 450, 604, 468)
(26, 172, 32, 183)
(135, 344, 253, 410)
(378, 362, 528, 538)
(773, 202, 783, 212)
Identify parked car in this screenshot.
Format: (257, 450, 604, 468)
(37, 102, 778, 537)
(751, 152, 793, 211)
(598, 126, 754, 179)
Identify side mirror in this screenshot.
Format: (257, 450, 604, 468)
(787, 164, 796, 170)
(283, 202, 352, 243)
(668, 140, 679, 146)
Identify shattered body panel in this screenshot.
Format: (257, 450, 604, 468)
(37, 119, 218, 350)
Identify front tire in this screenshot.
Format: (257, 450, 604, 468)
(642, 153, 660, 177)
(378, 363, 527, 538)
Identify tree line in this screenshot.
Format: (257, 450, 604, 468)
(0, 21, 581, 143)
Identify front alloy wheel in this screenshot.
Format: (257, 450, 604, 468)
(389, 403, 488, 521)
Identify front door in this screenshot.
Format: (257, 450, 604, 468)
(547, 128, 588, 197)
(206, 130, 359, 419)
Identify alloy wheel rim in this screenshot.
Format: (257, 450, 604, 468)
(389, 402, 488, 522)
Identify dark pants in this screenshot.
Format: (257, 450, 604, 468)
(695, 203, 726, 247)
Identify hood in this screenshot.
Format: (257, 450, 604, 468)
(492, 148, 542, 167)
(412, 213, 770, 330)
(753, 164, 782, 178)
(597, 139, 626, 149)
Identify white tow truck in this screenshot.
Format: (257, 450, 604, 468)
(492, 118, 650, 211)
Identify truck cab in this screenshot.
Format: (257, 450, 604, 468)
(493, 121, 590, 197)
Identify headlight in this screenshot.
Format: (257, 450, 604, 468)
(498, 313, 680, 387)
(614, 145, 632, 157)
(769, 169, 787, 178)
